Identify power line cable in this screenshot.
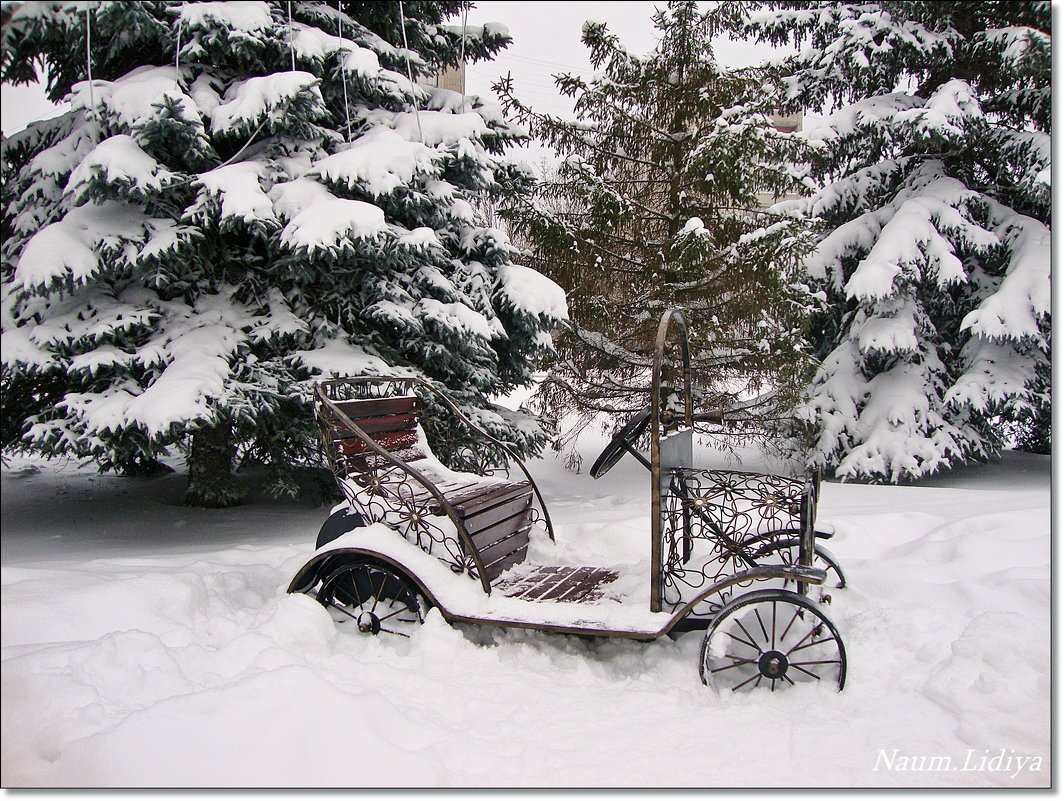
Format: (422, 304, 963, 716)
(397, 1, 425, 143)
(496, 52, 594, 72)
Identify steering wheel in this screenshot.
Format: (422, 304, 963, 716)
(589, 405, 652, 478)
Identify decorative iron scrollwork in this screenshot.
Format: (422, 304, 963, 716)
(659, 468, 809, 616)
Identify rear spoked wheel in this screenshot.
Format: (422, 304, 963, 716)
(317, 561, 427, 637)
(700, 589, 846, 691)
(751, 539, 847, 600)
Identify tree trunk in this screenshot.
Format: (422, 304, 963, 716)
(185, 419, 244, 507)
(117, 455, 175, 478)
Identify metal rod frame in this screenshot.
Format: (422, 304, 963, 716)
(650, 309, 693, 612)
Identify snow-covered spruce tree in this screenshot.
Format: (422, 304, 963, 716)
(742, 2, 1051, 480)
(0, 1, 566, 506)
(497, 1, 816, 462)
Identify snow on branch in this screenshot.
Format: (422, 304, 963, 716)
(271, 178, 387, 253)
(960, 201, 1050, 342)
(496, 263, 568, 322)
(66, 135, 177, 202)
(896, 79, 983, 138)
(289, 22, 380, 77)
(176, 1, 274, 33)
(188, 161, 277, 227)
(210, 72, 324, 136)
(801, 93, 922, 144)
(15, 202, 172, 289)
(71, 66, 201, 131)
(314, 128, 437, 196)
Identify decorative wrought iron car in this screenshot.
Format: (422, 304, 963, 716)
(288, 309, 847, 692)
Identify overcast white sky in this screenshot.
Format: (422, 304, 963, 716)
(463, 1, 792, 162)
(0, 1, 792, 144)
(464, 1, 786, 110)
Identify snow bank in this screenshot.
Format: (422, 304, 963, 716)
(0, 438, 1049, 787)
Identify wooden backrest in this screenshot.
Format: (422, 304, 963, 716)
(450, 482, 534, 583)
(321, 390, 535, 584)
(322, 395, 426, 463)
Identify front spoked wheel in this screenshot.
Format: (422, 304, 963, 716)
(700, 590, 846, 692)
(317, 561, 427, 638)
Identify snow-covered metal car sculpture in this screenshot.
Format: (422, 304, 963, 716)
(288, 309, 847, 691)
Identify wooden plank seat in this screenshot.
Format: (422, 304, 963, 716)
(494, 565, 620, 604)
(322, 394, 535, 583)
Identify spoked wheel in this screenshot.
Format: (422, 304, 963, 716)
(700, 589, 846, 692)
(778, 544, 846, 594)
(806, 546, 845, 590)
(316, 561, 427, 637)
(752, 539, 847, 598)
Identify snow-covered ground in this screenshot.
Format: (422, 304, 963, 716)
(1, 429, 1050, 787)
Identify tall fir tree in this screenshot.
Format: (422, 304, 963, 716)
(0, 1, 567, 506)
(742, 1, 1051, 480)
(498, 1, 816, 464)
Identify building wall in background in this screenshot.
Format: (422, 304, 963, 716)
(421, 63, 466, 94)
(757, 111, 803, 207)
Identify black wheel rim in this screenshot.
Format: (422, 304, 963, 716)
(589, 406, 651, 478)
(701, 591, 846, 691)
(318, 562, 425, 637)
(773, 544, 846, 593)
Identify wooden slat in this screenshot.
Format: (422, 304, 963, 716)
(463, 491, 532, 534)
(405, 479, 482, 506)
(330, 414, 417, 437)
(537, 566, 597, 601)
(472, 511, 531, 554)
(437, 479, 485, 495)
(494, 565, 620, 602)
(336, 429, 420, 456)
(492, 565, 555, 597)
(477, 525, 532, 566)
(557, 568, 618, 602)
(447, 481, 531, 515)
(520, 566, 583, 600)
(483, 545, 529, 582)
(331, 396, 417, 419)
(499, 565, 568, 599)
(466, 497, 532, 540)
(346, 444, 429, 469)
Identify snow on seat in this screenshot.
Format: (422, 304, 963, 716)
(322, 393, 536, 583)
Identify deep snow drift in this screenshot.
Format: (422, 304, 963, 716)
(0, 431, 1050, 787)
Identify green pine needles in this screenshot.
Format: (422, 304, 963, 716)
(498, 1, 818, 465)
(743, 1, 1051, 480)
(1, 1, 566, 506)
